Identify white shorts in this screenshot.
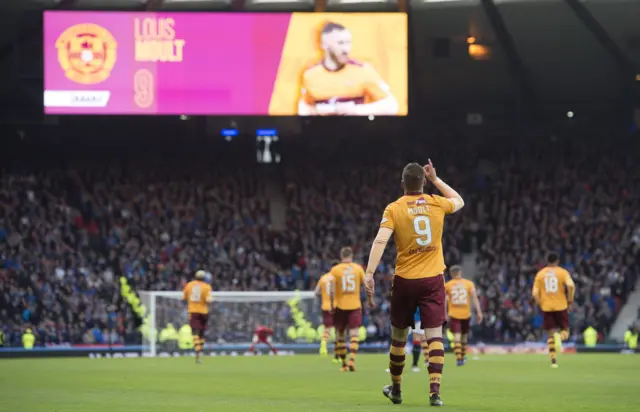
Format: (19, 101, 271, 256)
(413, 321, 424, 335)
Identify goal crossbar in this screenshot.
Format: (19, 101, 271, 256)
(139, 291, 316, 357)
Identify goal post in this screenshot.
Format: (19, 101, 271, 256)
(139, 291, 318, 357)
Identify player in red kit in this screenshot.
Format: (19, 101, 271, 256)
(249, 325, 277, 355)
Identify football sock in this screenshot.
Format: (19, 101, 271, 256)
(412, 341, 421, 367)
(336, 337, 347, 366)
(389, 339, 406, 395)
(461, 337, 467, 359)
(349, 337, 359, 365)
(427, 337, 444, 396)
(560, 329, 569, 341)
(453, 340, 462, 361)
(547, 336, 557, 364)
(421, 340, 430, 365)
(194, 336, 203, 353)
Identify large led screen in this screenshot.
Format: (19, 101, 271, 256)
(44, 12, 408, 116)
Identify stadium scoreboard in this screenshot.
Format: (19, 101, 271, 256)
(43, 11, 408, 116)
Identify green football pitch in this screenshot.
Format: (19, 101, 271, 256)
(1, 354, 638, 412)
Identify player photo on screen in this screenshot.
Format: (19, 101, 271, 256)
(268, 13, 408, 116)
(298, 22, 398, 116)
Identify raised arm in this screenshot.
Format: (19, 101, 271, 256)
(424, 159, 464, 213)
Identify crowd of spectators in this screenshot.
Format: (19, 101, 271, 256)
(282, 135, 640, 342)
(1, 134, 639, 346)
(469, 138, 640, 342)
(0, 143, 289, 346)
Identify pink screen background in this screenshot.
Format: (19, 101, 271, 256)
(44, 12, 292, 115)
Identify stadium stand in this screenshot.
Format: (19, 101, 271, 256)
(471, 137, 640, 342)
(2, 132, 638, 347)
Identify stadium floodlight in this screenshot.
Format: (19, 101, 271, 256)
(139, 291, 317, 357)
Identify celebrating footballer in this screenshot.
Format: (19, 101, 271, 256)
(365, 160, 464, 407)
(298, 22, 399, 116)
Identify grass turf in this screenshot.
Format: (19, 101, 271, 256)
(0, 353, 638, 412)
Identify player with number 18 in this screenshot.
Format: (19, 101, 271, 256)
(532, 253, 575, 368)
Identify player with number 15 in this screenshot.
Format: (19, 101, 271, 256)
(364, 160, 464, 407)
(330, 247, 366, 372)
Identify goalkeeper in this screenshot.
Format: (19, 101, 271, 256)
(249, 325, 277, 355)
(182, 270, 213, 364)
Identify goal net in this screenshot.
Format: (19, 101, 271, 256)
(138, 291, 317, 357)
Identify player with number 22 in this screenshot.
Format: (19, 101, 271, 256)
(445, 265, 483, 366)
(364, 160, 464, 407)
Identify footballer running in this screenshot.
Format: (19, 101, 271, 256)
(445, 265, 483, 366)
(532, 252, 576, 368)
(330, 247, 366, 371)
(315, 269, 340, 363)
(182, 270, 213, 364)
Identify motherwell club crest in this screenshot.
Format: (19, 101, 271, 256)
(56, 23, 117, 85)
